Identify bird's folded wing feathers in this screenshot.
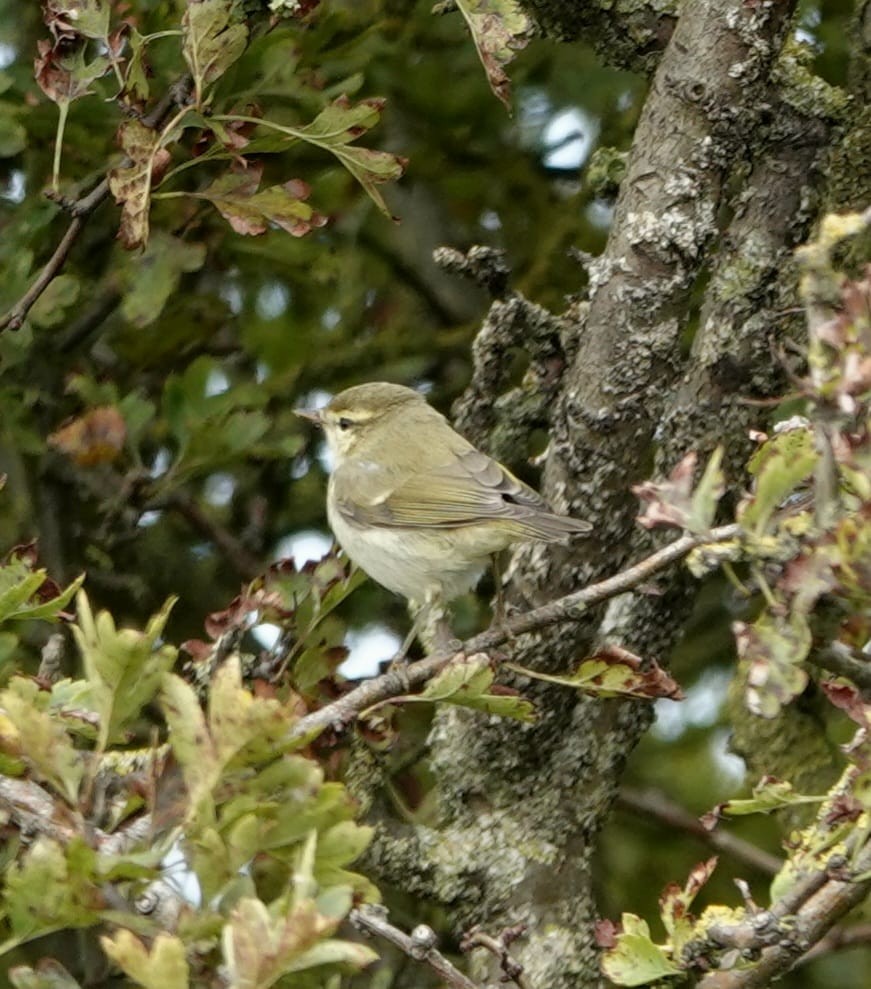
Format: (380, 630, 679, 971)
(333, 449, 591, 540)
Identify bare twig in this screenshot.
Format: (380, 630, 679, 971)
(616, 787, 783, 877)
(350, 904, 480, 989)
(0, 217, 88, 332)
(288, 523, 740, 742)
(461, 924, 530, 989)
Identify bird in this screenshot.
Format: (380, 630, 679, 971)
(295, 382, 591, 656)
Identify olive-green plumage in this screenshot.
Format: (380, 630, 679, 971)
(296, 382, 590, 644)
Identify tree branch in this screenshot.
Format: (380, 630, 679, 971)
(616, 787, 783, 877)
(460, 925, 531, 989)
(350, 904, 480, 989)
(808, 643, 871, 695)
(697, 839, 871, 988)
(288, 523, 740, 742)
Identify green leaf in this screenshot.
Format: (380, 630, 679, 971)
(119, 391, 158, 457)
(709, 776, 825, 820)
(600, 914, 682, 987)
(71, 592, 178, 747)
(688, 446, 725, 533)
(208, 655, 293, 768)
(45, 0, 111, 41)
(193, 165, 326, 237)
(221, 892, 376, 988)
(0, 112, 26, 158)
(10, 960, 84, 989)
(390, 654, 536, 721)
(454, 0, 531, 110)
(232, 99, 405, 217)
(314, 822, 377, 901)
(741, 429, 817, 534)
(0, 678, 83, 804)
(0, 558, 83, 625)
(120, 233, 207, 327)
(735, 610, 811, 717)
(4, 838, 101, 939)
(506, 648, 683, 701)
(160, 672, 218, 817)
(100, 930, 190, 989)
(182, 0, 248, 103)
(124, 29, 151, 102)
(29, 274, 80, 328)
(293, 100, 404, 217)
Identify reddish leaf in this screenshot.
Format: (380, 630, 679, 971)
(594, 918, 620, 949)
(633, 452, 697, 530)
(820, 678, 871, 729)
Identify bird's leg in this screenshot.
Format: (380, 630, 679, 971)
(394, 611, 424, 664)
(490, 552, 515, 641)
(491, 552, 506, 625)
(390, 591, 462, 676)
(422, 587, 463, 655)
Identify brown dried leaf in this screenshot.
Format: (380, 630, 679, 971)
(108, 119, 171, 249)
(34, 40, 109, 106)
(453, 0, 531, 110)
(48, 406, 126, 466)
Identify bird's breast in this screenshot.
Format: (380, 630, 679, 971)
(327, 497, 499, 604)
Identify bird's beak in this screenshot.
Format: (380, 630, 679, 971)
(294, 407, 324, 425)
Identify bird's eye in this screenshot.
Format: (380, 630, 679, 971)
(338, 417, 352, 431)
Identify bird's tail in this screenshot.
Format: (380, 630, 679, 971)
(512, 511, 593, 543)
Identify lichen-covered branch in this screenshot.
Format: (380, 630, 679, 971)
(289, 524, 738, 742)
(520, 0, 677, 72)
(350, 905, 480, 989)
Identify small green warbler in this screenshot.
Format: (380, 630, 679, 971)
(296, 382, 590, 654)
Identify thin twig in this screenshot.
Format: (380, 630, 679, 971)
(809, 643, 871, 695)
(350, 904, 480, 989)
(0, 217, 87, 331)
(797, 921, 871, 965)
(288, 523, 740, 742)
(461, 925, 530, 989)
(616, 786, 783, 877)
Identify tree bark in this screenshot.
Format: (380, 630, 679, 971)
(365, 3, 824, 987)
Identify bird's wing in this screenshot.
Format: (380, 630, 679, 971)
(332, 449, 591, 540)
